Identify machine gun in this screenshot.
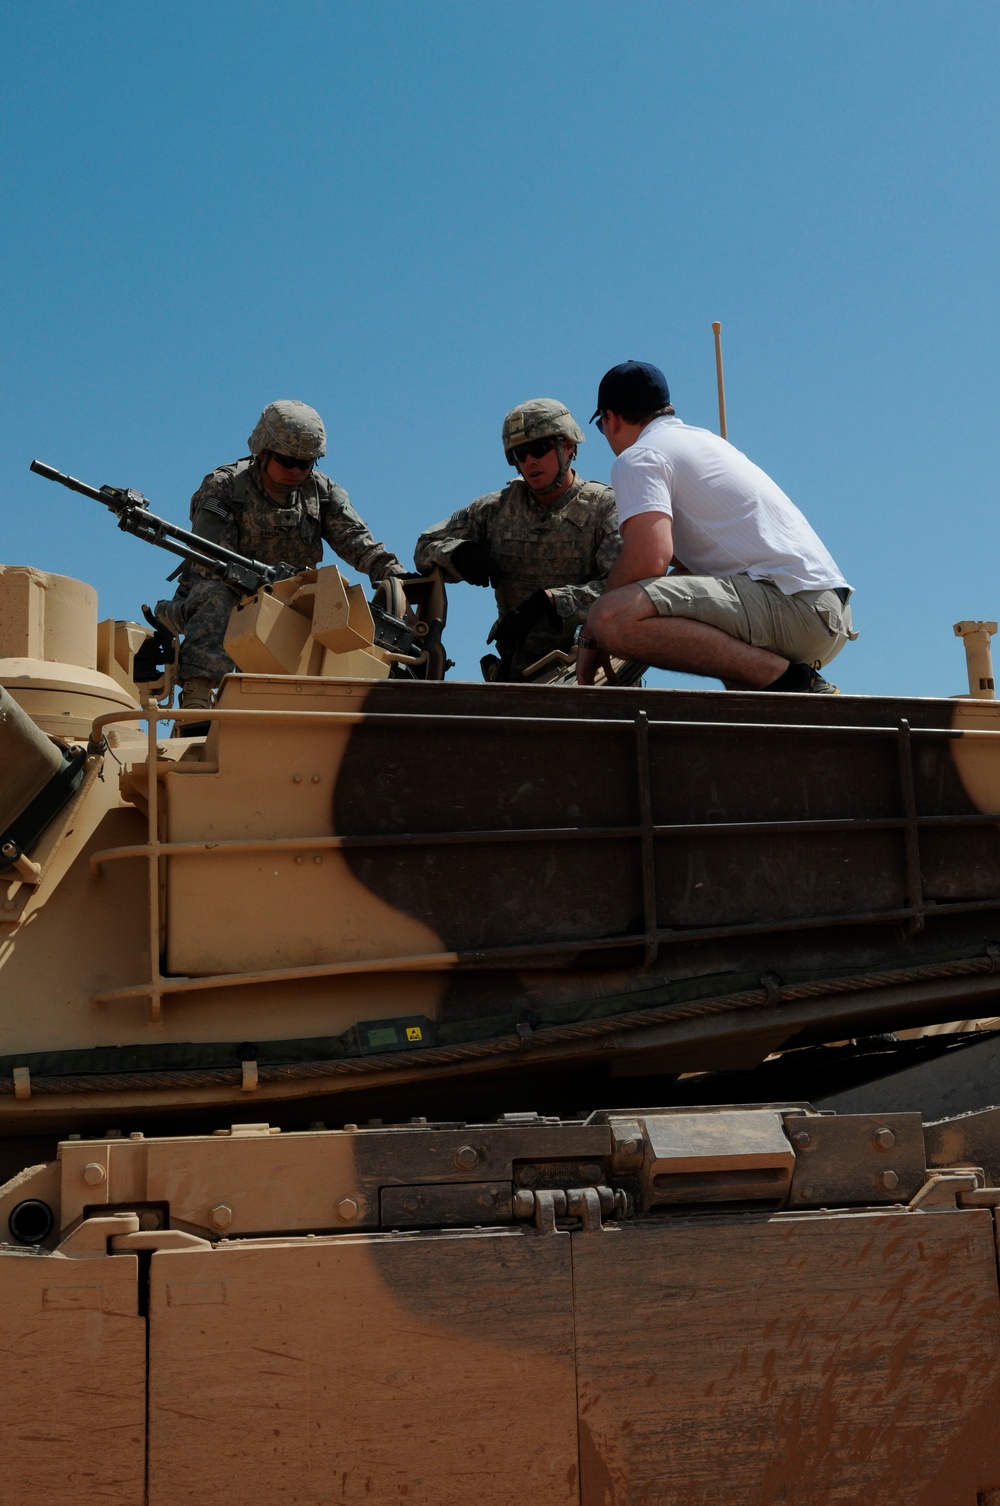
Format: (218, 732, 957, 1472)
(31, 460, 305, 596)
(29, 460, 445, 673)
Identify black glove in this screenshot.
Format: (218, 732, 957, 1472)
(451, 540, 497, 587)
(133, 604, 177, 685)
(490, 589, 560, 663)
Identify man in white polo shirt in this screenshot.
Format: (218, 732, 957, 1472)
(577, 360, 855, 692)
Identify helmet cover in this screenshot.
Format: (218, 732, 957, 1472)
(248, 399, 327, 460)
(502, 399, 585, 463)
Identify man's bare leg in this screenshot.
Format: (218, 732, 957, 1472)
(589, 583, 788, 688)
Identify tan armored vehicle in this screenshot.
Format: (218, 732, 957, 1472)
(5, 493, 1000, 1502)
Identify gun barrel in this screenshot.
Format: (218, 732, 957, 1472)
(30, 460, 106, 505)
(122, 508, 273, 577)
(30, 458, 294, 593)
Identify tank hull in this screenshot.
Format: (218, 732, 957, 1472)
(3, 674, 1000, 1132)
(4, 1102, 1000, 1505)
(6, 570, 1000, 1502)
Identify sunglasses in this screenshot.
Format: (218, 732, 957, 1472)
(271, 452, 315, 471)
(511, 438, 556, 465)
(595, 415, 606, 435)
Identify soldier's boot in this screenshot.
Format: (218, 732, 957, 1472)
(175, 676, 217, 738)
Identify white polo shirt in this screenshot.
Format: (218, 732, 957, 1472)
(610, 416, 849, 596)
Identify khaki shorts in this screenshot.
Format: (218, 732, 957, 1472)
(639, 573, 854, 668)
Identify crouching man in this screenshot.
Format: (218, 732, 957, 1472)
(578, 361, 855, 692)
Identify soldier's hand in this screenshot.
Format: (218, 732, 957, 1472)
(490, 589, 559, 660)
(451, 541, 497, 587)
(134, 604, 178, 685)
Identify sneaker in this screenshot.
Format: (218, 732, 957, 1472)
(802, 664, 839, 693)
(764, 662, 840, 694)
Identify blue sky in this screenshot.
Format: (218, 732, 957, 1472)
(3, 1, 998, 694)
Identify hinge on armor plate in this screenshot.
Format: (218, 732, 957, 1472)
(908, 1170, 988, 1210)
(109, 1229, 210, 1253)
(512, 1186, 627, 1234)
(57, 1214, 211, 1257)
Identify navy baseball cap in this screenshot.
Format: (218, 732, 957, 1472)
(590, 361, 670, 422)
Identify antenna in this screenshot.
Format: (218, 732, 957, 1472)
(712, 321, 728, 439)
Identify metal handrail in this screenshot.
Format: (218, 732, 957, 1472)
(92, 701, 1000, 741)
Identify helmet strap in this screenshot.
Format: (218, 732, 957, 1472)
(529, 441, 576, 498)
(257, 453, 298, 500)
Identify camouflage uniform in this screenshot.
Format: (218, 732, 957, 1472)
(414, 475, 621, 677)
(158, 458, 404, 683)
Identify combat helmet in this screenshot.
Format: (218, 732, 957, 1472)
(248, 400, 327, 461)
(502, 399, 585, 466)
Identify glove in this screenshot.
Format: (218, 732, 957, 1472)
(489, 589, 560, 663)
(133, 604, 177, 685)
(451, 540, 497, 587)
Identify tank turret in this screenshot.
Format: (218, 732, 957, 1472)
(0, 564, 142, 734)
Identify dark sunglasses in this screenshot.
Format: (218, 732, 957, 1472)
(271, 452, 315, 471)
(511, 438, 556, 465)
(595, 415, 606, 435)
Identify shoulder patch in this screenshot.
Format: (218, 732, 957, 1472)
(200, 496, 233, 520)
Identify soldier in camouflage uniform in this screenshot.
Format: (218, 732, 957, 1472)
(156, 400, 405, 711)
(414, 400, 620, 680)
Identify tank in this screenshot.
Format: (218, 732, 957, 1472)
(4, 559, 1000, 1505)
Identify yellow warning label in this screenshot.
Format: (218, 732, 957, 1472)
(406, 1027, 423, 1042)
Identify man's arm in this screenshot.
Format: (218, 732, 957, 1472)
(603, 511, 674, 589)
(190, 471, 241, 553)
(414, 494, 497, 583)
(321, 481, 405, 581)
(576, 511, 674, 685)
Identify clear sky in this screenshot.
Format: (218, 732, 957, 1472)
(3, 1, 998, 695)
